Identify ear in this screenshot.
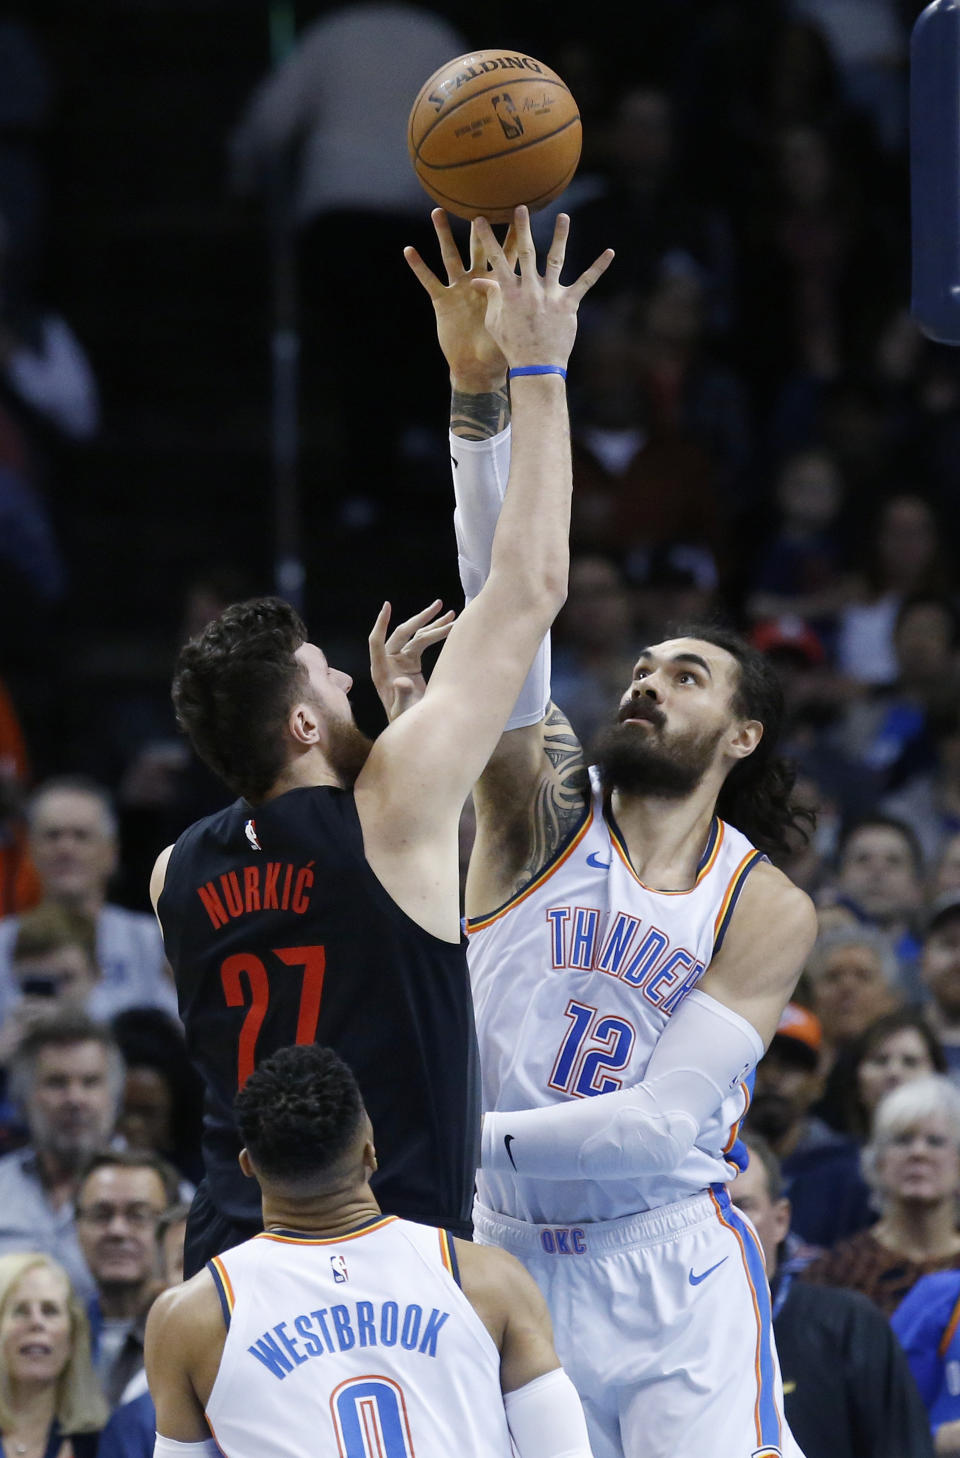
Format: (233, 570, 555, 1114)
(238, 1147, 255, 1179)
(362, 1139, 378, 1181)
(727, 718, 763, 762)
(288, 700, 323, 748)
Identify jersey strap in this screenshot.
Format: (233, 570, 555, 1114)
(207, 1256, 234, 1328)
(466, 806, 593, 932)
(712, 850, 766, 955)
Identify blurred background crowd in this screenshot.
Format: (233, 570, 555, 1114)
(0, 0, 959, 1454)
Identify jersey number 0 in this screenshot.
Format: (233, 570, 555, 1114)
(220, 944, 326, 1088)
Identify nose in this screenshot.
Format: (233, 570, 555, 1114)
(333, 669, 353, 693)
(633, 674, 663, 704)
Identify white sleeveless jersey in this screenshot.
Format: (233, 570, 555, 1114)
(467, 768, 765, 1224)
(205, 1215, 511, 1458)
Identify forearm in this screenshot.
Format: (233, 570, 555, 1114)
(489, 374, 570, 607)
(480, 990, 763, 1181)
(450, 388, 551, 729)
(504, 1369, 593, 1458)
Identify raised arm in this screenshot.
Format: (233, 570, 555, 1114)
(370, 210, 601, 916)
(355, 207, 611, 935)
(478, 864, 817, 1181)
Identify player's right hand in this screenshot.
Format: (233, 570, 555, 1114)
(404, 209, 519, 393)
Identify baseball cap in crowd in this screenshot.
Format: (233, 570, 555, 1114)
(750, 616, 825, 668)
(769, 1002, 822, 1068)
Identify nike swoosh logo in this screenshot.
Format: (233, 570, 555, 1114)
(504, 1134, 518, 1171)
(586, 852, 612, 870)
(688, 1257, 728, 1285)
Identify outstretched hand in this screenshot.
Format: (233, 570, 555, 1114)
(404, 210, 518, 390)
(369, 599, 456, 723)
(470, 206, 614, 371)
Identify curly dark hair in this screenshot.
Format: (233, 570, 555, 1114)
(171, 596, 310, 803)
(670, 622, 815, 857)
(234, 1044, 365, 1183)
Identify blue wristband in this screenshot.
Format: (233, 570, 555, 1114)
(507, 364, 567, 380)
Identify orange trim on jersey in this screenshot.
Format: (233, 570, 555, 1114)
(203, 1409, 227, 1457)
(724, 1080, 752, 1156)
(940, 1291, 960, 1357)
(607, 815, 725, 894)
(257, 1216, 398, 1247)
(465, 808, 594, 932)
(438, 1227, 455, 1276)
(209, 1255, 235, 1316)
(709, 1188, 779, 1451)
(712, 850, 764, 952)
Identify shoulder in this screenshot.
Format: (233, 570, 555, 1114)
(452, 1237, 550, 1316)
(146, 1268, 221, 1350)
(727, 861, 817, 947)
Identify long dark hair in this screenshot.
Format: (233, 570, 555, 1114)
(671, 622, 815, 856)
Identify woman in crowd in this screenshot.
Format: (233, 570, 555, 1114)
(830, 1008, 947, 1140)
(0, 1252, 106, 1458)
(802, 1075, 960, 1316)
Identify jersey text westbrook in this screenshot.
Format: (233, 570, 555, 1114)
(248, 1300, 451, 1378)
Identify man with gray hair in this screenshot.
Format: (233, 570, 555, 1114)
(0, 1009, 124, 1301)
(0, 776, 175, 1020)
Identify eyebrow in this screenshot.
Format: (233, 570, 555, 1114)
(633, 651, 713, 679)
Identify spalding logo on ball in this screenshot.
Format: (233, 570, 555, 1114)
(407, 49, 582, 222)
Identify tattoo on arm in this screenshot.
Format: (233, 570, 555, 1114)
(513, 707, 589, 890)
(450, 387, 510, 440)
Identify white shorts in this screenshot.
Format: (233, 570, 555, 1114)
(474, 1188, 804, 1458)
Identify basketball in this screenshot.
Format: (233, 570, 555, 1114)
(407, 49, 582, 223)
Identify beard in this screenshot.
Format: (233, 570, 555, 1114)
(590, 702, 726, 799)
(325, 715, 373, 787)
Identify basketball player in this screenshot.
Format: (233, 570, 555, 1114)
(145, 1043, 593, 1458)
(149, 205, 613, 1277)
(400, 209, 818, 1458)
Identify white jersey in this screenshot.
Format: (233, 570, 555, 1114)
(468, 768, 765, 1224)
(205, 1215, 511, 1458)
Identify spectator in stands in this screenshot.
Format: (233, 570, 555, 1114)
(0, 1013, 122, 1305)
(822, 1008, 946, 1141)
(745, 446, 852, 636)
(883, 702, 960, 870)
(828, 814, 926, 995)
(920, 893, 960, 1082)
(804, 925, 902, 1069)
(0, 1251, 106, 1458)
(550, 553, 639, 749)
(74, 1150, 177, 1410)
(747, 1001, 874, 1248)
(802, 1075, 960, 1316)
(892, 1269, 960, 1454)
(835, 495, 952, 687)
(836, 593, 960, 802)
(0, 777, 175, 1021)
(95, 1200, 188, 1458)
(112, 1008, 203, 1187)
(731, 1134, 934, 1458)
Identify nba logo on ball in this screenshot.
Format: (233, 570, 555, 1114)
(408, 49, 582, 222)
(331, 1254, 349, 1284)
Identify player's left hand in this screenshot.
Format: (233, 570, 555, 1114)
(369, 599, 456, 722)
(404, 209, 519, 392)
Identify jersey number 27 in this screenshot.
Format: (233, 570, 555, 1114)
(220, 944, 326, 1089)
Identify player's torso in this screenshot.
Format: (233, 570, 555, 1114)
(467, 770, 763, 1223)
(206, 1217, 510, 1458)
(158, 789, 479, 1232)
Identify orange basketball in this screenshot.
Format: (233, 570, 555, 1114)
(407, 49, 581, 223)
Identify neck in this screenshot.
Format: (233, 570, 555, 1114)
(36, 1150, 82, 1210)
(97, 1279, 149, 1321)
(875, 1200, 960, 1259)
(609, 780, 721, 889)
(261, 1185, 382, 1240)
(6, 1381, 56, 1439)
(262, 752, 344, 802)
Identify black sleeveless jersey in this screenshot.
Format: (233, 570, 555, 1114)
(157, 787, 480, 1237)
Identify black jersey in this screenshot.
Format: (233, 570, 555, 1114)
(157, 787, 480, 1237)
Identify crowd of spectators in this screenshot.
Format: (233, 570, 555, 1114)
(0, 1, 959, 1454)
